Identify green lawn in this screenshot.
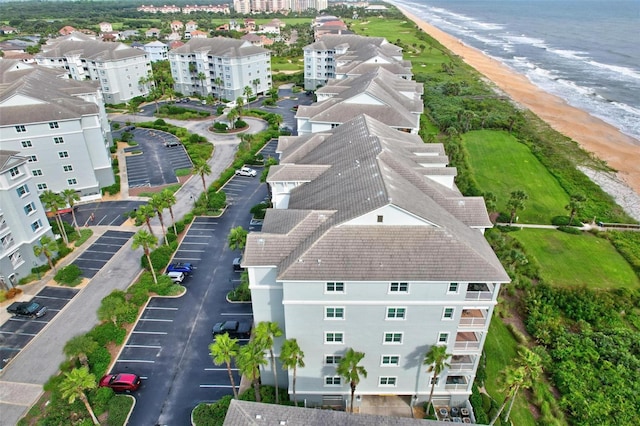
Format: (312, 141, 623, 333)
(464, 130, 569, 224)
(484, 318, 536, 426)
(512, 229, 640, 288)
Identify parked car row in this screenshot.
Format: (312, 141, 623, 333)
(165, 262, 194, 283)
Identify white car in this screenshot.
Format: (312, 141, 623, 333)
(235, 167, 257, 177)
(166, 271, 185, 283)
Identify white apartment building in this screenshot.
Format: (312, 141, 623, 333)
(169, 37, 271, 101)
(0, 61, 114, 198)
(245, 114, 510, 409)
(0, 151, 54, 289)
(36, 34, 153, 104)
(143, 41, 169, 62)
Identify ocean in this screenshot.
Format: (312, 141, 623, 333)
(388, 0, 640, 143)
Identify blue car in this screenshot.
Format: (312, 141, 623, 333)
(166, 262, 193, 275)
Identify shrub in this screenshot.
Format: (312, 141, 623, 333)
(54, 264, 82, 285)
(88, 386, 114, 416)
(88, 322, 126, 346)
(146, 244, 175, 271)
(213, 122, 228, 132)
(193, 395, 233, 426)
(506, 323, 528, 344)
(87, 346, 111, 377)
(106, 395, 134, 426)
(557, 225, 582, 235)
(207, 190, 227, 211)
(235, 119, 247, 128)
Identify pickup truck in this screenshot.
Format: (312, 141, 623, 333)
(212, 321, 251, 339)
(166, 262, 193, 275)
(7, 301, 47, 318)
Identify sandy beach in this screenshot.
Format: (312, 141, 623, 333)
(397, 7, 640, 207)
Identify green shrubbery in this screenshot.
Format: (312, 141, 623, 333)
(53, 264, 82, 286)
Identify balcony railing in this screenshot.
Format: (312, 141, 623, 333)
(455, 332, 481, 351)
(454, 340, 481, 350)
(445, 376, 469, 391)
(459, 309, 488, 327)
(449, 362, 475, 372)
(465, 283, 495, 300)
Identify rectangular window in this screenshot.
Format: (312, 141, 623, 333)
(63, 165, 73, 172)
(443, 307, 455, 320)
(438, 332, 450, 344)
(21, 140, 33, 148)
(325, 307, 344, 319)
(54, 137, 65, 144)
(31, 219, 43, 232)
(15, 125, 26, 132)
(384, 332, 403, 344)
(448, 283, 459, 293)
(386, 307, 406, 319)
(37, 183, 48, 191)
(377, 215, 383, 223)
(9, 166, 22, 178)
(381, 355, 400, 366)
(325, 355, 342, 365)
(67, 178, 77, 185)
(389, 282, 408, 293)
(325, 332, 344, 344)
(49, 122, 59, 128)
(24, 202, 36, 215)
(27, 155, 37, 162)
(325, 376, 341, 386)
(31, 169, 42, 177)
(326, 282, 344, 293)
(58, 151, 69, 158)
(9, 251, 23, 266)
(379, 377, 397, 386)
(16, 184, 29, 197)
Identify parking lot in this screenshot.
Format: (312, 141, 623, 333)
(71, 200, 144, 227)
(0, 287, 78, 370)
(71, 230, 135, 278)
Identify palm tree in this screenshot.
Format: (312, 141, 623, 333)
(254, 321, 283, 403)
(423, 345, 452, 417)
(197, 72, 207, 95)
(227, 108, 239, 129)
(280, 338, 305, 406)
(40, 190, 68, 244)
(132, 229, 158, 284)
(243, 85, 253, 101)
(565, 194, 586, 225)
(61, 189, 80, 234)
(228, 226, 248, 251)
(159, 189, 178, 235)
(64, 335, 98, 368)
(507, 190, 528, 225)
(136, 204, 156, 235)
(213, 77, 223, 100)
(236, 96, 245, 115)
(33, 235, 58, 272)
(490, 346, 542, 425)
(192, 160, 211, 201)
(252, 78, 260, 96)
(59, 367, 99, 425)
(483, 192, 497, 215)
(337, 348, 367, 413)
(148, 194, 168, 245)
(237, 340, 268, 402)
(209, 333, 240, 399)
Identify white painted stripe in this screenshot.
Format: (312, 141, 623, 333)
(146, 307, 178, 310)
(204, 368, 238, 372)
(0, 331, 37, 336)
(199, 385, 236, 388)
(33, 295, 73, 300)
(132, 331, 168, 335)
(139, 318, 173, 322)
(221, 313, 253, 316)
(179, 242, 209, 245)
(115, 359, 155, 363)
(176, 249, 206, 253)
(125, 345, 162, 349)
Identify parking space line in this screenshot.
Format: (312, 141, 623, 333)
(0, 331, 37, 336)
(220, 313, 253, 316)
(179, 242, 209, 245)
(204, 368, 238, 372)
(125, 344, 162, 349)
(176, 249, 206, 253)
(8, 318, 49, 324)
(139, 318, 173, 322)
(146, 307, 178, 310)
(182, 235, 211, 239)
(115, 359, 155, 363)
(34, 295, 73, 301)
(199, 385, 236, 388)
(132, 331, 168, 335)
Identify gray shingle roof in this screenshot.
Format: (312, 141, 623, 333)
(169, 37, 268, 57)
(305, 35, 402, 59)
(38, 39, 146, 61)
(0, 150, 25, 172)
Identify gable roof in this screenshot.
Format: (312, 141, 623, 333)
(169, 37, 268, 57)
(38, 39, 146, 62)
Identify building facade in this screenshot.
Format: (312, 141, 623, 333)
(168, 37, 271, 100)
(143, 41, 168, 62)
(0, 151, 54, 290)
(0, 61, 115, 198)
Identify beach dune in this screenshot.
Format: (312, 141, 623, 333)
(397, 7, 640, 199)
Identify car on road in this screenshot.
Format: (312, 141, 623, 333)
(166, 271, 186, 283)
(99, 373, 141, 392)
(167, 262, 193, 275)
(164, 140, 181, 147)
(233, 256, 244, 272)
(235, 166, 257, 177)
(212, 320, 251, 339)
(6, 301, 47, 318)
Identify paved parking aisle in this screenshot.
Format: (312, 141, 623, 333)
(73, 201, 144, 227)
(71, 230, 135, 278)
(171, 217, 218, 266)
(0, 287, 79, 370)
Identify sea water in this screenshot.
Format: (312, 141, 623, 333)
(388, 0, 640, 143)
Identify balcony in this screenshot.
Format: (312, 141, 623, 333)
(460, 309, 488, 327)
(454, 332, 481, 351)
(445, 375, 469, 391)
(449, 355, 475, 372)
(465, 283, 495, 301)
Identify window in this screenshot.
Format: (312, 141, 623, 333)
(9, 251, 23, 266)
(54, 137, 65, 145)
(438, 333, 450, 344)
(63, 165, 73, 172)
(377, 215, 383, 223)
(49, 122, 59, 129)
(389, 282, 408, 293)
(325, 332, 343, 344)
(15, 125, 26, 132)
(9, 166, 22, 178)
(325, 355, 342, 365)
(379, 377, 397, 386)
(67, 178, 77, 185)
(37, 183, 48, 191)
(58, 151, 69, 158)
(325, 307, 344, 319)
(386, 307, 406, 319)
(16, 184, 29, 197)
(381, 355, 400, 366)
(326, 282, 344, 293)
(448, 283, 459, 294)
(31, 219, 43, 232)
(24, 202, 36, 215)
(384, 332, 403, 344)
(27, 155, 37, 162)
(325, 376, 341, 386)
(21, 140, 33, 148)
(32, 169, 43, 177)
(443, 307, 455, 320)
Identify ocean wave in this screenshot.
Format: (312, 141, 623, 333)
(547, 48, 589, 61)
(586, 60, 640, 81)
(502, 34, 548, 49)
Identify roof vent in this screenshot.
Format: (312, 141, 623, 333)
(280, 421, 287, 425)
(256, 414, 262, 419)
(317, 259, 322, 264)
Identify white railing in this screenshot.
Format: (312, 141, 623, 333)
(445, 382, 469, 391)
(459, 316, 487, 327)
(465, 290, 493, 301)
(449, 362, 475, 372)
(454, 341, 481, 351)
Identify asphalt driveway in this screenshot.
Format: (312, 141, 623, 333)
(71, 230, 135, 278)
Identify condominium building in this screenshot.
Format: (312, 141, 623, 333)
(0, 61, 114, 198)
(168, 37, 271, 100)
(143, 41, 169, 62)
(244, 113, 509, 408)
(36, 34, 153, 104)
(0, 151, 54, 290)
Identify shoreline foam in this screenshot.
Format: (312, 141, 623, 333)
(395, 5, 640, 218)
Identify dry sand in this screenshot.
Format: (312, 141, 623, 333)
(397, 7, 640, 216)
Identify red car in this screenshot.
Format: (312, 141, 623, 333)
(99, 373, 141, 392)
